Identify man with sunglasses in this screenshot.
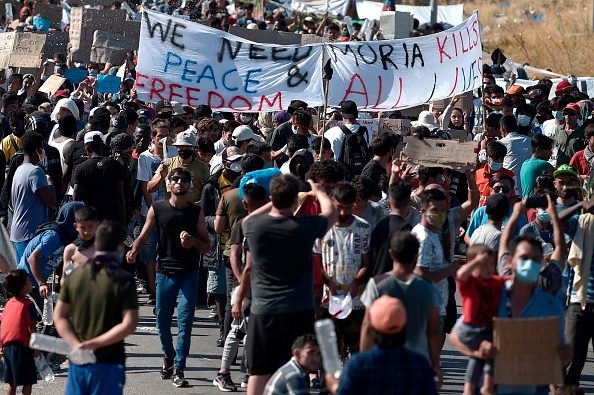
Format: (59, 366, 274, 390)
(555, 102, 585, 167)
(465, 173, 527, 245)
(128, 167, 210, 388)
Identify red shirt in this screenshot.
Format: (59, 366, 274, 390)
(569, 149, 589, 177)
(297, 195, 324, 285)
(0, 297, 37, 349)
(475, 164, 516, 206)
(458, 275, 505, 327)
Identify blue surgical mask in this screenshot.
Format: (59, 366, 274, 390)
(516, 259, 541, 284)
(553, 111, 564, 121)
(525, 99, 532, 105)
(536, 209, 551, 223)
(489, 161, 503, 171)
(517, 114, 531, 127)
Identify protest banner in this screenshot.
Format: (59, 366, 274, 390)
(446, 129, 469, 142)
(228, 26, 301, 45)
(402, 137, 477, 170)
(96, 74, 121, 94)
(136, 10, 481, 110)
(90, 31, 136, 64)
(136, 9, 324, 111)
(494, 317, 563, 386)
(0, 33, 13, 69)
(32, 3, 62, 30)
(325, 12, 482, 110)
(11, 32, 46, 68)
(64, 68, 89, 84)
(39, 75, 66, 95)
(69, 8, 127, 62)
(378, 118, 412, 136)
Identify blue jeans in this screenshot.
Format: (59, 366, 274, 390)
(156, 271, 199, 370)
(13, 241, 28, 265)
(65, 363, 125, 395)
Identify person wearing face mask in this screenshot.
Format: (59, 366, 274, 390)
(148, 130, 209, 205)
(476, 141, 517, 206)
(412, 189, 465, 351)
(519, 190, 557, 246)
(469, 194, 510, 252)
(515, 103, 537, 136)
(555, 102, 585, 167)
(569, 124, 594, 179)
(553, 165, 580, 212)
(519, 135, 554, 199)
(451, 195, 571, 395)
(270, 100, 309, 167)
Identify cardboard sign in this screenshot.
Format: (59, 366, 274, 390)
(69, 8, 127, 62)
(402, 137, 477, 170)
(445, 129, 470, 142)
(90, 31, 136, 64)
(494, 317, 563, 386)
(380, 11, 414, 40)
(64, 68, 89, 84)
(32, 3, 62, 30)
(0, 32, 14, 69)
(96, 74, 121, 94)
(430, 91, 474, 113)
(378, 118, 412, 136)
(39, 75, 66, 95)
(42, 31, 69, 57)
(116, 63, 126, 79)
(121, 21, 141, 48)
(11, 32, 46, 68)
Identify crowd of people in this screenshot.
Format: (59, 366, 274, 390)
(0, 1, 593, 395)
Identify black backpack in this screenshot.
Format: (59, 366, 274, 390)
(338, 124, 370, 181)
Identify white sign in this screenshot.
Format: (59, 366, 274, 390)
(325, 11, 482, 111)
(136, 10, 481, 111)
(136, 10, 324, 111)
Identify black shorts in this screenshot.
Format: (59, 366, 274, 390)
(246, 309, 315, 375)
(3, 342, 37, 386)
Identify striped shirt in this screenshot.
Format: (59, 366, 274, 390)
(263, 358, 309, 395)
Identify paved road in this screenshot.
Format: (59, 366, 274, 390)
(27, 293, 594, 394)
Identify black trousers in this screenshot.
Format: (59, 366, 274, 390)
(564, 303, 594, 385)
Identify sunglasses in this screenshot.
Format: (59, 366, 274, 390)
(493, 186, 511, 193)
(170, 175, 191, 183)
(563, 111, 577, 116)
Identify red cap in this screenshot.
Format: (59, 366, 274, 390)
(555, 80, 575, 96)
(564, 103, 580, 113)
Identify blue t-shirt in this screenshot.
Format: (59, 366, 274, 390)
(10, 163, 49, 242)
(520, 157, 552, 199)
(467, 206, 527, 238)
(519, 221, 553, 245)
(18, 231, 64, 287)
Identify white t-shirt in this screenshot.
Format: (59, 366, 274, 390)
(325, 123, 370, 160)
(313, 215, 371, 307)
(137, 150, 165, 216)
(470, 223, 502, 251)
(542, 119, 560, 167)
(411, 223, 448, 315)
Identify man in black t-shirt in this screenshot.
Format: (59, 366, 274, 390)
(72, 132, 126, 224)
(369, 180, 413, 277)
(361, 133, 394, 201)
(232, 174, 337, 395)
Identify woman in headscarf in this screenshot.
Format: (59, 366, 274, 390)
(17, 201, 84, 308)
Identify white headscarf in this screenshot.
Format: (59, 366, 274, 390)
(51, 98, 80, 122)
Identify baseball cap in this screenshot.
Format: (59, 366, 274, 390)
(287, 100, 308, 114)
(563, 103, 581, 114)
(523, 89, 545, 100)
(485, 194, 511, 218)
(303, 16, 314, 23)
(368, 295, 407, 335)
(155, 99, 174, 114)
(232, 125, 261, 143)
(555, 80, 575, 96)
(553, 164, 578, 178)
(341, 100, 358, 119)
(173, 130, 197, 147)
(84, 131, 104, 144)
(108, 114, 127, 134)
(25, 115, 48, 133)
(505, 85, 525, 95)
(88, 107, 111, 131)
(246, 23, 258, 30)
(137, 108, 152, 119)
(170, 101, 185, 115)
(225, 154, 244, 173)
(111, 133, 135, 153)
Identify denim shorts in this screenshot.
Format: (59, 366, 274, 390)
(65, 363, 125, 395)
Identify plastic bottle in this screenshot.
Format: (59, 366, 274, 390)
(314, 319, 342, 378)
(30, 333, 97, 365)
(34, 355, 55, 382)
(42, 296, 53, 326)
(64, 260, 75, 277)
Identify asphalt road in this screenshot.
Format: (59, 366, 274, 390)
(26, 293, 594, 394)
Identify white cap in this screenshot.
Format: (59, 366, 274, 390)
(84, 131, 104, 144)
(246, 23, 258, 30)
(232, 125, 261, 143)
(171, 101, 185, 115)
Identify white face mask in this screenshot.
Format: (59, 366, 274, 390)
(239, 114, 252, 124)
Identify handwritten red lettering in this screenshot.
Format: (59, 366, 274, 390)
(342, 73, 369, 107)
(436, 36, 451, 63)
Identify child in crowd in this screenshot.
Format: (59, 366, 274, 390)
(455, 245, 506, 395)
(1, 269, 39, 395)
(61, 206, 100, 285)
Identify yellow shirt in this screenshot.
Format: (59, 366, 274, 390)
(1, 134, 21, 163)
(164, 156, 210, 203)
(217, 173, 234, 250)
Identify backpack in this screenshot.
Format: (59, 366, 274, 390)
(337, 124, 370, 181)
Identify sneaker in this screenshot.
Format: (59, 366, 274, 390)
(241, 375, 249, 388)
(172, 369, 189, 387)
(208, 308, 218, 318)
(146, 294, 156, 305)
(213, 372, 237, 392)
(160, 356, 174, 379)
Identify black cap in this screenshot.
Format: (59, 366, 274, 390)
(287, 100, 308, 114)
(58, 114, 78, 136)
(486, 194, 510, 219)
(155, 99, 173, 114)
(341, 100, 358, 119)
(111, 133, 135, 153)
(88, 107, 111, 131)
(108, 114, 127, 134)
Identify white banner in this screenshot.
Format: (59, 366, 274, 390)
(136, 10, 324, 111)
(325, 11, 482, 110)
(136, 10, 481, 111)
